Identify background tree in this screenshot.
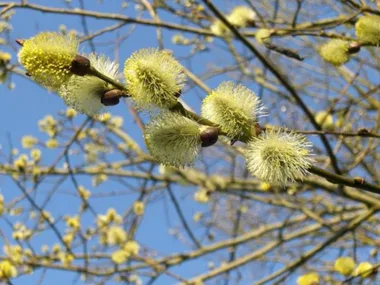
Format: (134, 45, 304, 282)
(0, 0, 379, 284)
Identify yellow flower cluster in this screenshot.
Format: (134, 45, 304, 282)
(355, 261, 374, 278)
(63, 232, 75, 247)
(124, 48, 185, 109)
(246, 129, 313, 186)
(315, 111, 334, 129)
(3, 244, 23, 265)
(209, 6, 255, 36)
(109, 116, 123, 128)
(194, 189, 210, 203)
(12, 223, 32, 240)
(227, 6, 256, 28)
(14, 154, 28, 171)
(144, 112, 203, 167)
(18, 32, 79, 90)
(133, 201, 145, 216)
(21, 135, 38, 149)
(38, 115, 59, 137)
(297, 272, 319, 285)
(65, 215, 81, 230)
(202, 81, 264, 140)
(45, 138, 59, 149)
(59, 53, 120, 115)
(58, 252, 75, 267)
(210, 20, 230, 37)
(255, 29, 271, 44)
(0, 260, 17, 279)
(39, 210, 55, 224)
(97, 208, 124, 245)
(319, 39, 350, 66)
(334, 256, 374, 278)
(111, 240, 140, 264)
(78, 185, 91, 200)
(106, 226, 127, 246)
(97, 208, 122, 227)
(92, 173, 108, 187)
(334, 256, 355, 276)
(29, 150, 41, 164)
(355, 15, 380, 45)
(0, 51, 11, 63)
(65, 108, 77, 118)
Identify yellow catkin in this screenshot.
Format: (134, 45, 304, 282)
(297, 272, 319, 285)
(319, 39, 350, 66)
(124, 48, 186, 109)
(334, 256, 355, 276)
(355, 15, 380, 45)
(18, 32, 78, 90)
(246, 129, 313, 186)
(144, 112, 201, 167)
(227, 6, 255, 28)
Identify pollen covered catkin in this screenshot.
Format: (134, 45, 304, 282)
(144, 112, 202, 167)
(245, 129, 314, 186)
(59, 53, 119, 116)
(201, 81, 264, 140)
(124, 48, 186, 110)
(319, 39, 350, 66)
(18, 32, 78, 90)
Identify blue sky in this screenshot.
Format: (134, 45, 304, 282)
(1, 1, 378, 284)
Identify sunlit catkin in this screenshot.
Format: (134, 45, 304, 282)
(18, 32, 78, 90)
(124, 48, 186, 110)
(227, 6, 256, 27)
(201, 81, 264, 140)
(59, 53, 119, 115)
(319, 39, 350, 66)
(144, 112, 206, 167)
(355, 15, 380, 45)
(245, 129, 313, 186)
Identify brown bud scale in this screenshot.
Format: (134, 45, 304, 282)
(200, 127, 219, 147)
(70, 55, 91, 76)
(348, 42, 361, 54)
(101, 89, 123, 106)
(15, 39, 25, 46)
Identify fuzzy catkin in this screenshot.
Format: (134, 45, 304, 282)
(319, 39, 350, 66)
(144, 112, 202, 167)
(124, 48, 186, 110)
(18, 32, 78, 90)
(59, 53, 119, 116)
(245, 129, 313, 186)
(201, 81, 264, 140)
(356, 15, 380, 45)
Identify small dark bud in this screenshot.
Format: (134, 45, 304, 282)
(255, 123, 263, 136)
(247, 19, 256, 27)
(70, 55, 91, 76)
(25, 72, 31, 77)
(357, 128, 369, 135)
(353, 177, 365, 185)
(348, 42, 361, 54)
(101, 89, 123, 106)
(174, 89, 182, 98)
(200, 127, 219, 147)
(15, 39, 25, 46)
(101, 97, 120, 106)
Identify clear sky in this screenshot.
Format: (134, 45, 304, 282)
(1, 1, 377, 285)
